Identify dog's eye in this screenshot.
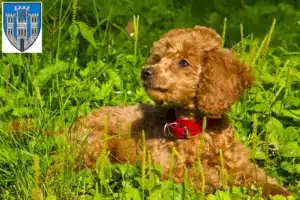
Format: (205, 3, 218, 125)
(178, 59, 190, 67)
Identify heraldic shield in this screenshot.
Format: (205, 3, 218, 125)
(2, 2, 42, 53)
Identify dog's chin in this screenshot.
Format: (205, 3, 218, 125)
(143, 86, 166, 104)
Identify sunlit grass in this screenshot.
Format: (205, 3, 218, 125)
(0, 0, 300, 199)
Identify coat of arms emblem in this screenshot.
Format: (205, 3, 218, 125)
(2, 2, 42, 53)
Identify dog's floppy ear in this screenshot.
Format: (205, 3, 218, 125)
(196, 48, 254, 118)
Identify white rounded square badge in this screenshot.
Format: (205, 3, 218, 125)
(2, 2, 42, 53)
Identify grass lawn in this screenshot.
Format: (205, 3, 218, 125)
(0, 0, 300, 199)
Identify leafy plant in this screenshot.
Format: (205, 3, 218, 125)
(0, 0, 299, 199)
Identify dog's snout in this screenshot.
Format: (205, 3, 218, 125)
(141, 67, 154, 80)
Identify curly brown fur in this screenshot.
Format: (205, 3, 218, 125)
(10, 26, 291, 197)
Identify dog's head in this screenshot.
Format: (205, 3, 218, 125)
(141, 26, 253, 118)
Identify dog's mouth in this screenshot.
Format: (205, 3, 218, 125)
(143, 83, 168, 92)
(149, 87, 168, 92)
(142, 76, 168, 93)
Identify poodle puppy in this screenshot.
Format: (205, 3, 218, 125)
(68, 26, 291, 196)
(11, 26, 291, 196)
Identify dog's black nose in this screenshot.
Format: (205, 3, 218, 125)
(141, 67, 154, 80)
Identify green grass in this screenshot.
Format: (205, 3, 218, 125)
(0, 0, 300, 199)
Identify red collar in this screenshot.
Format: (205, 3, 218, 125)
(164, 118, 202, 139)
